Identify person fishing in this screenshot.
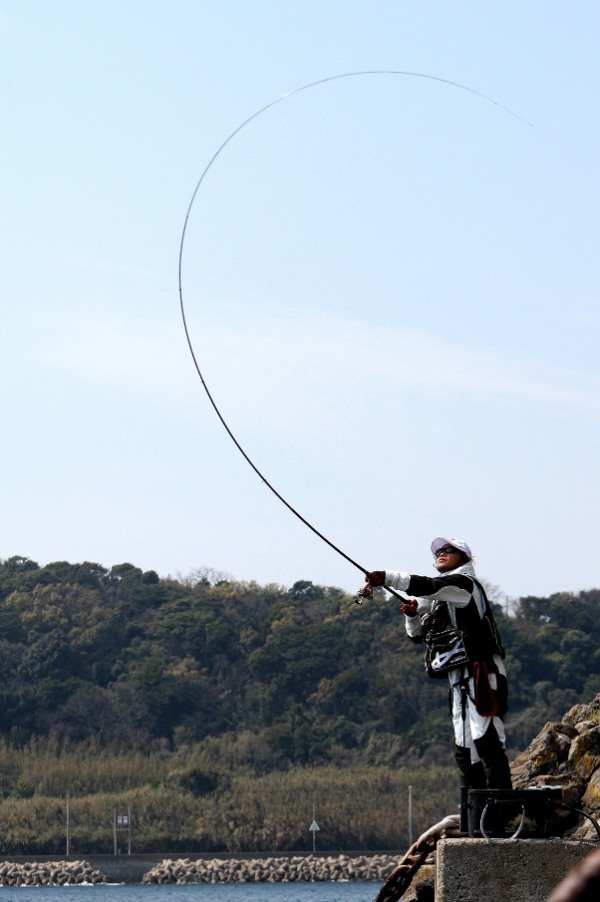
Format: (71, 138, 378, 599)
(362, 537, 512, 792)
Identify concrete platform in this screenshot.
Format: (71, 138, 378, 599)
(436, 838, 599, 902)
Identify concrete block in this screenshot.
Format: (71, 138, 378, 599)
(436, 838, 598, 902)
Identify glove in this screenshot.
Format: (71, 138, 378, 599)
(366, 570, 386, 587)
(401, 599, 419, 617)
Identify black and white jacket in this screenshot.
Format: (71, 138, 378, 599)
(383, 561, 505, 665)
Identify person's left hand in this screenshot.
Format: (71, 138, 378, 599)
(401, 598, 419, 617)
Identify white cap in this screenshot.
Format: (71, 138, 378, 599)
(430, 536, 472, 560)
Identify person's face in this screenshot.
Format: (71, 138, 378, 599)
(434, 545, 464, 573)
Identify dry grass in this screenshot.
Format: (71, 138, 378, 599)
(0, 739, 459, 854)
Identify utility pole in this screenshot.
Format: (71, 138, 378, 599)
(66, 791, 70, 855)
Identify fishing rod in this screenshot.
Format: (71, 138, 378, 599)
(178, 70, 529, 603)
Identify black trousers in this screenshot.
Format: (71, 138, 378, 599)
(454, 721, 513, 790)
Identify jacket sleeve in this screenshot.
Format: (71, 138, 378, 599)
(405, 612, 424, 641)
(383, 571, 428, 640)
(384, 570, 412, 592)
(399, 572, 474, 608)
(384, 570, 474, 638)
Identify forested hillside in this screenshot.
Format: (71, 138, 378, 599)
(0, 555, 598, 765)
(0, 554, 598, 853)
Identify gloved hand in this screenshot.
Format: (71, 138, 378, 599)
(401, 598, 419, 617)
(366, 571, 386, 587)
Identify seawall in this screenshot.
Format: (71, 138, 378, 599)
(4, 839, 599, 894)
(0, 852, 398, 885)
(0, 855, 160, 884)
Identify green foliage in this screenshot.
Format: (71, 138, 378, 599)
(0, 743, 458, 853)
(0, 556, 598, 851)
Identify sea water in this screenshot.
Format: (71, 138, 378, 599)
(0, 884, 382, 902)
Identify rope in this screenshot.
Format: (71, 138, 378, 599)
(373, 813, 461, 902)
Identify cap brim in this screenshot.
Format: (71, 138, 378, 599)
(430, 536, 472, 559)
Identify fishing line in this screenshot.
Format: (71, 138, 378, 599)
(178, 70, 529, 593)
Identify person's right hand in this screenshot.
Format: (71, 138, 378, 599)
(365, 570, 386, 587)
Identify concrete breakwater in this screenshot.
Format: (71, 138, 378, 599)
(0, 853, 399, 885)
(0, 859, 105, 886)
(142, 853, 398, 884)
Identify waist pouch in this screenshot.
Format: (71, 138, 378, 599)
(424, 627, 469, 678)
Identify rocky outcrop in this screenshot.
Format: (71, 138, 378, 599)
(0, 860, 105, 886)
(142, 853, 397, 884)
(510, 692, 600, 840)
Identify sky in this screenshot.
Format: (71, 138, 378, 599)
(2, 1, 600, 601)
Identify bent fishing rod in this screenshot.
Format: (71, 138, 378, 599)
(178, 70, 529, 603)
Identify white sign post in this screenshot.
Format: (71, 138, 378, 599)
(309, 802, 320, 853)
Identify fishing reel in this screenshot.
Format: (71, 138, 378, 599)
(355, 584, 373, 604)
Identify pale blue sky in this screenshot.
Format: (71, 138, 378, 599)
(2, 1, 599, 600)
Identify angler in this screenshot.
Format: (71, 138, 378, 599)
(362, 537, 512, 794)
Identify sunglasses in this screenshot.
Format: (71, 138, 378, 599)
(435, 546, 459, 557)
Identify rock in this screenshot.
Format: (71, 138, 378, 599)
(514, 722, 573, 777)
(568, 727, 600, 779)
(510, 692, 600, 841)
(575, 720, 596, 734)
(0, 861, 105, 886)
(562, 701, 595, 726)
(141, 853, 401, 884)
(555, 722, 579, 740)
(582, 768, 600, 807)
(402, 863, 435, 901)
